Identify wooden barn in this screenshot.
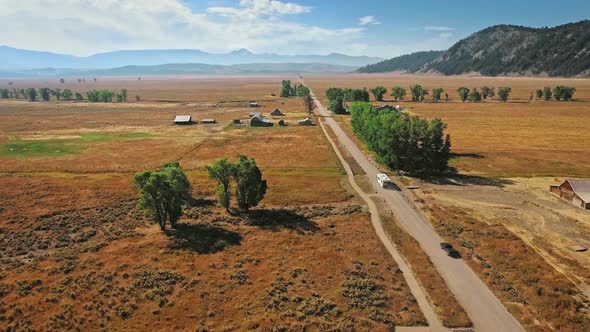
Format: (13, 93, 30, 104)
(298, 118, 313, 126)
(271, 108, 284, 116)
(550, 179, 590, 210)
(251, 114, 273, 127)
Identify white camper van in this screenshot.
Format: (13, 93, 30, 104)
(376, 173, 391, 188)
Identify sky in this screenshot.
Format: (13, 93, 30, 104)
(0, 0, 589, 58)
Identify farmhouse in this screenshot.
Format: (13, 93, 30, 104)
(251, 114, 273, 127)
(271, 108, 284, 116)
(550, 179, 590, 209)
(173, 115, 192, 125)
(201, 119, 216, 124)
(298, 118, 313, 126)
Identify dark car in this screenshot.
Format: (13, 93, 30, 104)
(440, 242, 461, 258)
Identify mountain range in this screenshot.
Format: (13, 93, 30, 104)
(358, 20, 590, 77)
(0, 46, 383, 70)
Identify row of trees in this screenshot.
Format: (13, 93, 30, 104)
(133, 156, 268, 231)
(350, 102, 451, 176)
(280, 80, 310, 98)
(534, 86, 576, 101)
(457, 86, 511, 102)
(86, 89, 128, 103)
(0, 87, 132, 103)
(325, 87, 370, 114)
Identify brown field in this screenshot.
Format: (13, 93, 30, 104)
(304, 73, 590, 331)
(0, 76, 433, 331)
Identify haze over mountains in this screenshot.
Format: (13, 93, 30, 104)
(0, 46, 382, 71)
(358, 20, 590, 77)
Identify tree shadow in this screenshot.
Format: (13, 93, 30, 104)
(243, 209, 320, 235)
(186, 197, 216, 208)
(425, 173, 515, 188)
(165, 223, 241, 254)
(450, 152, 484, 159)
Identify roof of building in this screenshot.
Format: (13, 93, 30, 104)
(271, 108, 283, 114)
(565, 179, 590, 202)
(249, 112, 262, 116)
(201, 119, 216, 123)
(251, 114, 272, 123)
(174, 115, 191, 122)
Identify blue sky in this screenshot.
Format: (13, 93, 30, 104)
(0, 0, 588, 58)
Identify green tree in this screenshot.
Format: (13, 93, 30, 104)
(12, 88, 20, 99)
(52, 89, 62, 101)
(391, 86, 406, 101)
(234, 156, 267, 211)
(280, 80, 293, 97)
(457, 87, 470, 102)
(535, 89, 543, 99)
(553, 86, 575, 101)
(121, 89, 128, 102)
(304, 94, 314, 115)
(481, 86, 495, 99)
(468, 88, 482, 102)
(133, 162, 191, 231)
(410, 84, 427, 102)
(0, 89, 9, 99)
(329, 96, 345, 114)
(371, 86, 387, 101)
(326, 87, 344, 102)
(136, 95, 141, 102)
(24, 88, 37, 101)
(38, 88, 51, 101)
(498, 87, 511, 102)
(543, 86, 552, 101)
(62, 89, 73, 100)
(206, 159, 236, 212)
(75, 92, 84, 101)
(295, 85, 310, 97)
(432, 88, 444, 102)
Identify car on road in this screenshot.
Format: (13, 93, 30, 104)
(440, 242, 461, 258)
(376, 173, 392, 188)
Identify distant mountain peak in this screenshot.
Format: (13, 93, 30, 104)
(229, 48, 254, 55)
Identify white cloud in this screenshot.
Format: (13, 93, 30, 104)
(359, 16, 380, 26)
(0, 0, 363, 56)
(424, 26, 455, 32)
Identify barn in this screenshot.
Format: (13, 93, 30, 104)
(174, 115, 192, 125)
(550, 179, 590, 209)
(251, 114, 273, 127)
(201, 119, 216, 124)
(298, 118, 313, 126)
(271, 108, 284, 116)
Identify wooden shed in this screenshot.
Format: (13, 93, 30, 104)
(174, 115, 192, 125)
(550, 179, 590, 209)
(298, 118, 313, 126)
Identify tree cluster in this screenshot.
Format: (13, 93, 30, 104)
(535, 86, 576, 101)
(457, 86, 508, 102)
(206, 155, 267, 212)
(325, 87, 370, 114)
(0, 87, 129, 103)
(350, 102, 451, 176)
(280, 80, 311, 98)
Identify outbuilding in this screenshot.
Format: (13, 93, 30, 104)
(550, 179, 590, 210)
(249, 101, 260, 108)
(201, 119, 216, 124)
(174, 115, 192, 125)
(298, 118, 313, 126)
(271, 108, 284, 116)
(278, 119, 286, 126)
(376, 104, 395, 111)
(251, 114, 273, 127)
(249, 112, 262, 117)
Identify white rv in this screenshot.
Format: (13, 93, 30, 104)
(376, 174, 391, 188)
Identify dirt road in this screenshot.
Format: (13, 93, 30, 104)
(305, 81, 524, 332)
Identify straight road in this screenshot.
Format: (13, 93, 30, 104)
(304, 80, 524, 332)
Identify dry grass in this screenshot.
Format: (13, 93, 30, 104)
(305, 74, 590, 177)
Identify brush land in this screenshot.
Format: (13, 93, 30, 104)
(0, 76, 435, 331)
